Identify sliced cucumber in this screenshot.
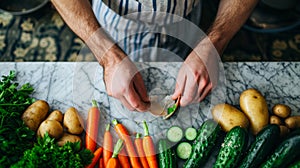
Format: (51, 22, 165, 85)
(176, 142, 192, 160)
(167, 126, 183, 143)
(185, 127, 197, 141)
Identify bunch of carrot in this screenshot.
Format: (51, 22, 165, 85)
(84, 100, 158, 168)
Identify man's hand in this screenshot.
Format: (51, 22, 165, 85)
(172, 37, 220, 106)
(102, 45, 150, 112)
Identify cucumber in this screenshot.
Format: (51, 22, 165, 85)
(238, 124, 280, 168)
(213, 126, 248, 168)
(289, 159, 300, 168)
(260, 134, 300, 168)
(185, 127, 197, 141)
(158, 139, 178, 168)
(176, 142, 192, 160)
(184, 119, 222, 168)
(167, 126, 183, 143)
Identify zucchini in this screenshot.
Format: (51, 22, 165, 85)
(260, 134, 300, 168)
(213, 126, 248, 168)
(238, 124, 280, 168)
(158, 139, 177, 168)
(185, 127, 197, 141)
(167, 126, 183, 143)
(176, 142, 192, 160)
(184, 119, 222, 168)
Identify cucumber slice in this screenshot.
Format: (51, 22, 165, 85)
(167, 126, 183, 143)
(185, 127, 197, 141)
(176, 142, 192, 160)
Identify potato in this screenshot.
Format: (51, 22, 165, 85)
(57, 133, 82, 147)
(46, 110, 63, 122)
(212, 103, 249, 132)
(272, 104, 291, 119)
(270, 115, 283, 125)
(285, 116, 300, 129)
(240, 88, 269, 135)
(63, 107, 84, 134)
(279, 125, 290, 137)
(37, 120, 64, 139)
(22, 100, 50, 131)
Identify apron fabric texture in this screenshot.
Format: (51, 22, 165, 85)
(92, 0, 204, 61)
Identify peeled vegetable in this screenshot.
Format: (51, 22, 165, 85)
(240, 88, 269, 135)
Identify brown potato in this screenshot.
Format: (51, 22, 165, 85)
(285, 116, 300, 129)
(57, 133, 82, 147)
(240, 88, 269, 135)
(212, 103, 249, 132)
(270, 115, 283, 125)
(63, 107, 84, 135)
(46, 110, 63, 122)
(279, 125, 290, 137)
(37, 120, 64, 139)
(272, 104, 291, 119)
(22, 100, 50, 131)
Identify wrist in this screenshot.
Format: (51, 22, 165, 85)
(85, 29, 124, 66)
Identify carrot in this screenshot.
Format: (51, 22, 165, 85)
(103, 123, 113, 167)
(99, 157, 104, 168)
(86, 146, 103, 168)
(106, 139, 124, 168)
(112, 119, 142, 168)
(85, 100, 100, 152)
(142, 121, 158, 168)
(118, 147, 131, 168)
(134, 133, 150, 168)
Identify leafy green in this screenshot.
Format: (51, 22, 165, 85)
(12, 133, 94, 168)
(0, 71, 36, 168)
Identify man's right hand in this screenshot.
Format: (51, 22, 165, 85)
(102, 45, 150, 112)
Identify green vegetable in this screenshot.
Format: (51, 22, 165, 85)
(238, 124, 280, 168)
(184, 127, 197, 141)
(289, 159, 300, 168)
(260, 134, 300, 168)
(0, 71, 36, 167)
(184, 119, 222, 168)
(176, 142, 192, 160)
(12, 133, 93, 168)
(158, 139, 178, 168)
(213, 126, 248, 168)
(167, 126, 183, 143)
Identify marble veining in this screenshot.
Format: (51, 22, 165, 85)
(1, 62, 300, 145)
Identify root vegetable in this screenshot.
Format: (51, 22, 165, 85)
(37, 120, 63, 139)
(22, 100, 50, 131)
(63, 107, 84, 135)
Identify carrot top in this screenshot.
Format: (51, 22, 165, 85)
(143, 120, 150, 136)
(112, 139, 124, 158)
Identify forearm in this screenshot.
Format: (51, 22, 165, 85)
(207, 0, 259, 54)
(50, 0, 120, 65)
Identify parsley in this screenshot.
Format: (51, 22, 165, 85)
(0, 71, 36, 168)
(12, 133, 94, 168)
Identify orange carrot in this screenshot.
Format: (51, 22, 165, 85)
(85, 100, 100, 152)
(118, 147, 131, 168)
(106, 139, 123, 168)
(142, 121, 158, 168)
(134, 133, 150, 168)
(86, 147, 103, 168)
(103, 123, 113, 167)
(99, 157, 104, 168)
(112, 119, 142, 168)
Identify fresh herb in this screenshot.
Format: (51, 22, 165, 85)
(0, 71, 36, 168)
(12, 133, 94, 168)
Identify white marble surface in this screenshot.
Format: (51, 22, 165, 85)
(1, 62, 300, 145)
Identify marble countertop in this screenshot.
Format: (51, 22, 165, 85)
(1, 62, 300, 146)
